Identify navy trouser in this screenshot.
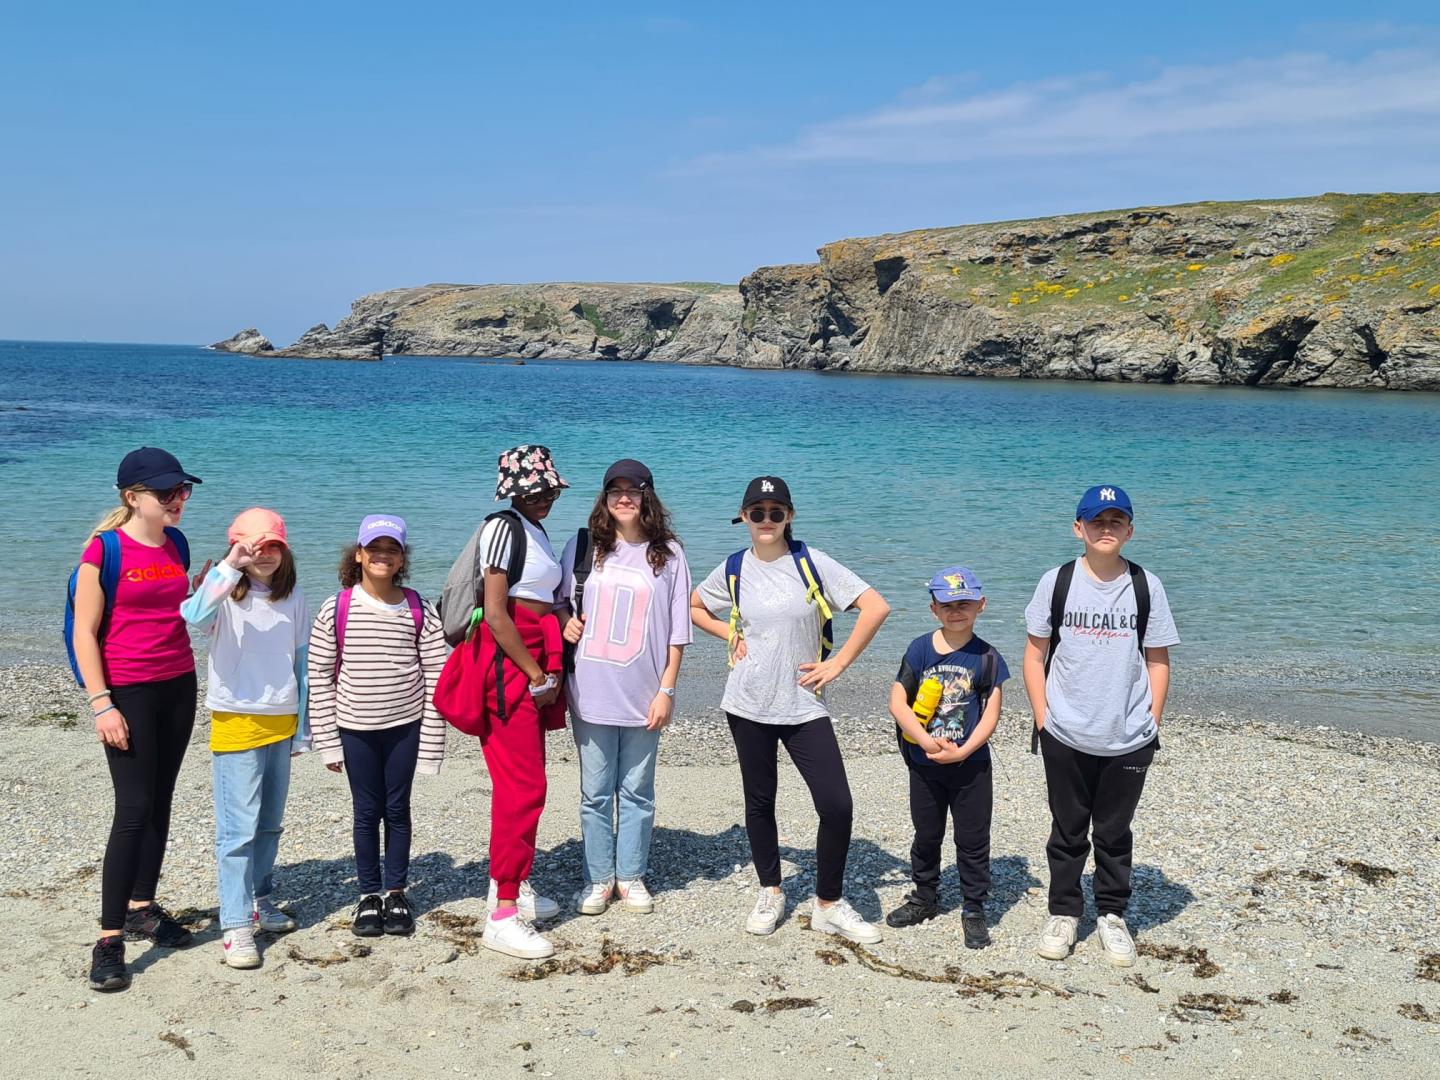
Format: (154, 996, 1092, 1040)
(903, 751, 992, 914)
(339, 721, 420, 893)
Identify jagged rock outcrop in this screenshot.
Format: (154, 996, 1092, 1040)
(209, 328, 273, 354)
(226, 193, 1440, 389)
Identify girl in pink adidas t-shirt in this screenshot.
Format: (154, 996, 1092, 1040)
(72, 447, 203, 993)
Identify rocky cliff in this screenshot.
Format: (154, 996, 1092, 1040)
(217, 193, 1440, 389)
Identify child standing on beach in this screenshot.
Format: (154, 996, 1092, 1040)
(70, 448, 203, 992)
(886, 566, 1007, 949)
(181, 508, 308, 969)
(1023, 485, 1179, 967)
(308, 515, 448, 938)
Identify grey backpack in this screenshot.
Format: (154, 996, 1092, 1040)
(438, 510, 527, 646)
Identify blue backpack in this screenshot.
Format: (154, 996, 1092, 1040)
(64, 527, 190, 685)
(724, 539, 833, 668)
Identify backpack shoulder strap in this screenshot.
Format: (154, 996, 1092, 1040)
(789, 540, 834, 660)
(333, 587, 353, 680)
(976, 644, 999, 720)
(723, 549, 747, 667)
(163, 526, 190, 571)
(1036, 560, 1077, 755)
(572, 528, 595, 616)
(402, 588, 424, 645)
(1127, 560, 1150, 654)
(98, 530, 123, 618)
(483, 509, 528, 590)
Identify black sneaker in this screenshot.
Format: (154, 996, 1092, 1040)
(123, 902, 194, 948)
(88, 936, 131, 991)
(885, 895, 940, 928)
(383, 890, 415, 936)
(352, 894, 384, 937)
(962, 911, 991, 949)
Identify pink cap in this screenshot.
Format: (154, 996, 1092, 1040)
(227, 507, 288, 548)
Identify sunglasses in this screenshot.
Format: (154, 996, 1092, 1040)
(743, 508, 788, 525)
(146, 482, 193, 504)
(518, 487, 561, 504)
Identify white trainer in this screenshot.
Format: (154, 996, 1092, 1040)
(1095, 913, 1137, 967)
(616, 879, 654, 913)
(744, 888, 783, 936)
(221, 926, 261, 969)
(481, 913, 556, 960)
(487, 878, 560, 922)
(809, 898, 882, 945)
(1037, 915, 1079, 960)
(576, 879, 614, 916)
(253, 896, 297, 933)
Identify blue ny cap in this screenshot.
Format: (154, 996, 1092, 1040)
(928, 565, 984, 602)
(1076, 485, 1134, 521)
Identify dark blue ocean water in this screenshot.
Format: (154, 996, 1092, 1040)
(3, 341, 1438, 739)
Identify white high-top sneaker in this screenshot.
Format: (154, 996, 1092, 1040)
(481, 913, 556, 960)
(809, 898, 882, 945)
(487, 878, 560, 922)
(1095, 913, 1137, 967)
(221, 925, 261, 969)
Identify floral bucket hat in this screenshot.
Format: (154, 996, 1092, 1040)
(495, 444, 570, 501)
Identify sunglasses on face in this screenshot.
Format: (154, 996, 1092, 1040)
(146, 483, 193, 504)
(519, 488, 561, 504)
(743, 508, 788, 525)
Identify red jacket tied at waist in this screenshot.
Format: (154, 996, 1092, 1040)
(433, 602, 567, 738)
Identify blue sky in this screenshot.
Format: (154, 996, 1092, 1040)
(3, 1, 1438, 345)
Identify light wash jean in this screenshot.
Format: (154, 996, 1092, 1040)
(572, 715, 661, 884)
(212, 738, 292, 930)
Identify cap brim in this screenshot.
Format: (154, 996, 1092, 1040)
(136, 470, 202, 489)
(930, 591, 983, 602)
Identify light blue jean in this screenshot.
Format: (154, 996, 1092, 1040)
(212, 738, 292, 930)
(572, 716, 661, 884)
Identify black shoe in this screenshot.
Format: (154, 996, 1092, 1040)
(383, 890, 415, 936)
(123, 902, 194, 948)
(962, 911, 990, 949)
(352, 894, 385, 937)
(885, 896, 940, 928)
(88, 936, 131, 991)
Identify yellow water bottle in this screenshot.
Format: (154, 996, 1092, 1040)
(903, 676, 943, 744)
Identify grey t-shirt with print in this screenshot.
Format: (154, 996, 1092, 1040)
(1024, 560, 1180, 756)
(697, 546, 870, 725)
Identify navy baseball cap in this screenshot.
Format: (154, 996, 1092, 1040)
(929, 565, 984, 602)
(116, 447, 202, 490)
(603, 459, 653, 490)
(732, 475, 792, 523)
(1076, 485, 1134, 521)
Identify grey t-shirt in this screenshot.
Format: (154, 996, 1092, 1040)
(697, 546, 870, 725)
(1024, 560, 1180, 756)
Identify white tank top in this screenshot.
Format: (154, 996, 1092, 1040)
(478, 513, 561, 603)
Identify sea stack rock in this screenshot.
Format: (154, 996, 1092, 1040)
(273, 315, 387, 361)
(210, 328, 274, 354)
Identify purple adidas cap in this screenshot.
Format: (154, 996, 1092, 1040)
(358, 514, 407, 547)
(928, 565, 984, 603)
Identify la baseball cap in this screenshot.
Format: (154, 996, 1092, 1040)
(116, 447, 202, 490)
(228, 507, 287, 548)
(1076, 485, 1134, 521)
(358, 514, 407, 547)
(603, 459, 654, 490)
(929, 565, 984, 602)
(731, 475, 792, 523)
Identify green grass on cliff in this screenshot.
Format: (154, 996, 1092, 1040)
(922, 193, 1440, 326)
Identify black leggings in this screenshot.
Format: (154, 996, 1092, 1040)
(727, 713, 853, 902)
(101, 672, 197, 930)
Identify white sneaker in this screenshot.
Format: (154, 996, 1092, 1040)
(576, 880, 614, 916)
(1037, 915, 1079, 960)
(744, 888, 783, 936)
(809, 898, 882, 945)
(487, 878, 560, 922)
(221, 926, 261, 969)
(253, 896, 297, 933)
(481, 913, 555, 960)
(616, 879, 654, 913)
(1095, 913, 1137, 967)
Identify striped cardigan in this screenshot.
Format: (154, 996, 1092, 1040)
(306, 589, 449, 774)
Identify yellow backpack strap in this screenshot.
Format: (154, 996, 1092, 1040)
(795, 551, 834, 661)
(724, 550, 746, 668)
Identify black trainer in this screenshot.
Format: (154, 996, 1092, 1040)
(124, 902, 194, 948)
(962, 911, 991, 949)
(88, 936, 131, 991)
(383, 890, 415, 936)
(352, 894, 385, 937)
(885, 895, 940, 928)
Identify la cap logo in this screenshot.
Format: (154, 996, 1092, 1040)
(761, 480, 774, 493)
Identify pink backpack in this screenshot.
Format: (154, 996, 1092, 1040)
(333, 586, 424, 679)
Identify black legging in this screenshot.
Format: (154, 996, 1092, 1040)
(727, 713, 854, 901)
(101, 671, 196, 930)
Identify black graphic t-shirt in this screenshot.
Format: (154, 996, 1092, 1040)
(895, 633, 1009, 767)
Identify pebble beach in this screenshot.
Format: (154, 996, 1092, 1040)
(3, 661, 1438, 1078)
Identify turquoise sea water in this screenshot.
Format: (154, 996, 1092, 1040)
(3, 341, 1438, 739)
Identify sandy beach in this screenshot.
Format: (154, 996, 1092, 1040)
(2, 662, 1438, 1079)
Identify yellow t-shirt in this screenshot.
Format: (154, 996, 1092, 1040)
(210, 712, 298, 753)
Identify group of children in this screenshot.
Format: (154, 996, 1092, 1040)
(70, 444, 1177, 991)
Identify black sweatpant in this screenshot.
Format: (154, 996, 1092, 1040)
(339, 721, 421, 894)
(101, 671, 197, 931)
(904, 751, 992, 913)
(1040, 726, 1157, 918)
(727, 714, 854, 902)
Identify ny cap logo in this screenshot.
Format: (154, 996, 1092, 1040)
(761, 480, 775, 493)
(1100, 488, 1116, 501)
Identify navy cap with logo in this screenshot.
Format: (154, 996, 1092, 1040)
(116, 447, 202, 491)
(602, 459, 654, 491)
(1076, 484, 1133, 521)
(732, 475, 792, 523)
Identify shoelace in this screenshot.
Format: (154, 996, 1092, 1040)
(1098, 918, 1132, 946)
(1045, 916, 1074, 938)
(829, 899, 861, 925)
(756, 891, 779, 913)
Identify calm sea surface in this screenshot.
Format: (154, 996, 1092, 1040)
(3, 341, 1438, 740)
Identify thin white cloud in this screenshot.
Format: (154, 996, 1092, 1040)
(679, 48, 1440, 173)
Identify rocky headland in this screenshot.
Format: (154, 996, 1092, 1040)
(213, 193, 1440, 389)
